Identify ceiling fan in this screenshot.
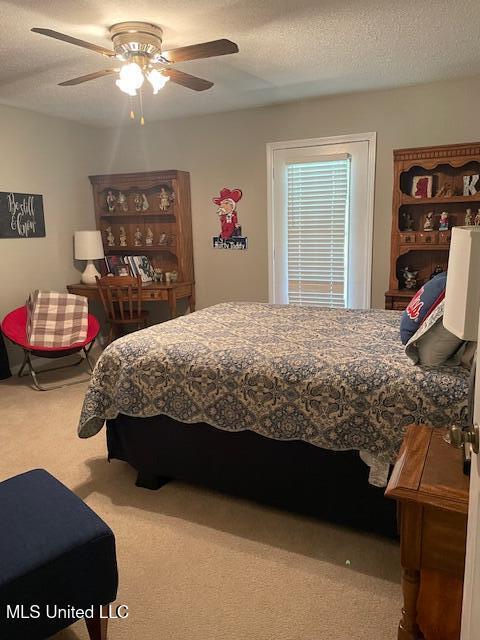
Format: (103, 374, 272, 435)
(31, 21, 239, 101)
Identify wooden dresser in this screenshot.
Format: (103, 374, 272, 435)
(386, 424, 469, 640)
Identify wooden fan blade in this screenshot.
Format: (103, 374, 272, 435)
(59, 69, 117, 86)
(162, 39, 238, 63)
(31, 28, 115, 57)
(162, 68, 213, 91)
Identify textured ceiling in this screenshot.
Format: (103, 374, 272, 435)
(1, 0, 480, 128)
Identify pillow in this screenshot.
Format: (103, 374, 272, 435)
(460, 341, 477, 370)
(405, 300, 464, 366)
(400, 271, 447, 345)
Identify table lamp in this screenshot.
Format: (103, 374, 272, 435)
(74, 230, 104, 284)
(444, 226, 480, 456)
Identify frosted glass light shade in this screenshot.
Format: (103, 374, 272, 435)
(147, 69, 169, 94)
(444, 226, 480, 340)
(74, 231, 104, 260)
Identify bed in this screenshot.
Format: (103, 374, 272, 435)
(79, 302, 469, 533)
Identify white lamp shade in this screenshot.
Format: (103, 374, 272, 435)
(74, 230, 104, 260)
(444, 226, 480, 340)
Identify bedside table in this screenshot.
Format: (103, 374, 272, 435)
(385, 424, 469, 640)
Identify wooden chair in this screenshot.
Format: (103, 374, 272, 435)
(96, 275, 148, 345)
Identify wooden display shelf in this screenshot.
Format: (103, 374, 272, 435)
(386, 142, 480, 310)
(90, 170, 194, 293)
(100, 211, 175, 218)
(385, 288, 416, 298)
(385, 288, 415, 310)
(401, 194, 480, 205)
(399, 244, 449, 252)
(106, 245, 176, 254)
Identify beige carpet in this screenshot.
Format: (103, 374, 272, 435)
(0, 370, 402, 640)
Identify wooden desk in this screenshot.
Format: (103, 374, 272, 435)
(67, 281, 195, 319)
(386, 425, 469, 640)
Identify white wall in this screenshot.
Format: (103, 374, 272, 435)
(2, 73, 480, 371)
(0, 105, 101, 367)
(100, 74, 480, 310)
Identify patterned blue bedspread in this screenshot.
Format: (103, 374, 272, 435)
(79, 303, 469, 481)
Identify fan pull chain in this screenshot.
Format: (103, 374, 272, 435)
(129, 95, 135, 120)
(139, 87, 145, 126)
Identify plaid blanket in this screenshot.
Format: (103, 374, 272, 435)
(27, 291, 88, 348)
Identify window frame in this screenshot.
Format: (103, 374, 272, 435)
(266, 132, 376, 309)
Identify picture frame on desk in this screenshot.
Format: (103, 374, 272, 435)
(114, 264, 130, 277)
(130, 255, 154, 283)
(105, 255, 126, 274)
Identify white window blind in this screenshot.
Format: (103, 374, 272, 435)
(287, 157, 350, 308)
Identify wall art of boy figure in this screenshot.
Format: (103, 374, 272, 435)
(212, 187, 248, 250)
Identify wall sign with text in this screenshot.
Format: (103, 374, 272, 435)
(0, 191, 46, 238)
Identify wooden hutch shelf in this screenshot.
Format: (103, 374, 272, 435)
(398, 244, 449, 252)
(107, 246, 177, 253)
(99, 212, 176, 218)
(400, 194, 480, 206)
(386, 142, 480, 310)
(89, 170, 194, 314)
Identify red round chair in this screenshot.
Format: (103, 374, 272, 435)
(1, 306, 100, 391)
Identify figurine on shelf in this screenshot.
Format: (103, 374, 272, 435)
(402, 212, 414, 232)
(159, 188, 170, 211)
(402, 266, 418, 290)
(153, 268, 164, 283)
(438, 211, 449, 231)
(134, 226, 143, 246)
(465, 208, 473, 225)
(430, 264, 444, 280)
(423, 211, 434, 231)
(165, 272, 172, 284)
(158, 232, 167, 245)
(105, 225, 115, 247)
(475, 209, 480, 226)
(142, 193, 149, 211)
(106, 190, 116, 213)
(119, 226, 127, 247)
(153, 267, 163, 284)
(134, 193, 143, 212)
(145, 227, 154, 246)
(118, 192, 128, 212)
(435, 182, 455, 198)
(170, 270, 178, 283)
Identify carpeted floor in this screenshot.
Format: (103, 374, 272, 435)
(0, 370, 402, 640)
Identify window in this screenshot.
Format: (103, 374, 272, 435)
(287, 157, 350, 308)
(267, 133, 376, 309)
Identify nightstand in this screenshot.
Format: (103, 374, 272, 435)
(385, 424, 469, 640)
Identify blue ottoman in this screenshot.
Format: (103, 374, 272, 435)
(0, 469, 118, 640)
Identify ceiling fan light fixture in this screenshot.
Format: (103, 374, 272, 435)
(147, 69, 169, 94)
(118, 61, 144, 90)
(115, 77, 137, 96)
(31, 22, 239, 106)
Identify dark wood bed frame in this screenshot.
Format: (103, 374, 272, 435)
(106, 414, 397, 538)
